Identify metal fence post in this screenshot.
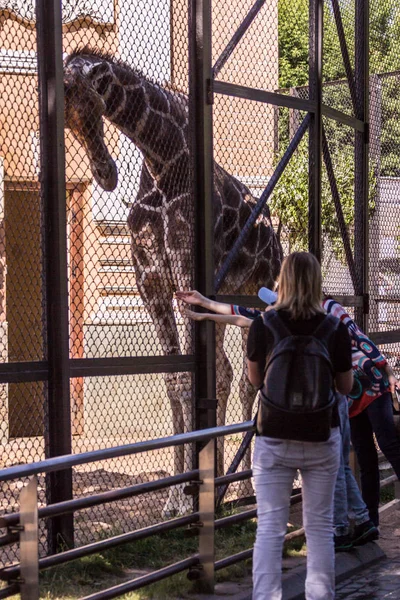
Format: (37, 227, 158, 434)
(198, 438, 215, 592)
(20, 477, 39, 600)
(190, 0, 217, 434)
(308, 0, 323, 261)
(36, 0, 74, 551)
(354, 0, 370, 331)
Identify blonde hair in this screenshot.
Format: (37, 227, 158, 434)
(273, 252, 324, 320)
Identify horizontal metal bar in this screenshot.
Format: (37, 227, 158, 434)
(1, 514, 199, 579)
(0, 355, 197, 383)
(214, 521, 304, 572)
(331, 295, 364, 307)
(0, 533, 19, 548)
(0, 584, 20, 599)
(80, 555, 200, 600)
(215, 469, 252, 487)
(322, 103, 364, 131)
(369, 330, 400, 345)
(285, 527, 305, 543)
(215, 294, 364, 309)
(0, 471, 200, 528)
(375, 68, 400, 79)
(214, 80, 316, 111)
(0, 361, 48, 383)
(291, 492, 303, 505)
(0, 421, 255, 481)
(380, 474, 397, 488)
(215, 548, 253, 571)
(215, 509, 257, 530)
(215, 295, 266, 309)
(373, 297, 400, 303)
(70, 355, 196, 377)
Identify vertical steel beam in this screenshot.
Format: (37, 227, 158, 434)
(36, 0, 74, 551)
(354, 0, 370, 330)
(190, 0, 217, 436)
(308, 0, 323, 261)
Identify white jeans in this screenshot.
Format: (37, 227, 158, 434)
(252, 427, 341, 600)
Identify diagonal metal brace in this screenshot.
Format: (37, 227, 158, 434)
(217, 429, 255, 507)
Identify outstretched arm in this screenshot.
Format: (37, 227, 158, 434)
(176, 290, 232, 315)
(184, 308, 252, 328)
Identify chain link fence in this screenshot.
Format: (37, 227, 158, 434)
(0, 0, 396, 574)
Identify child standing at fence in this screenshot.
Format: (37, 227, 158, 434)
(322, 297, 400, 528)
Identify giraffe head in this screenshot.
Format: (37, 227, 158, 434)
(64, 53, 118, 191)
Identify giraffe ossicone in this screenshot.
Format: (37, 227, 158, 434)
(64, 47, 283, 515)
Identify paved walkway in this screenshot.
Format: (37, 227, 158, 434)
(336, 557, 400, 599)
(187, 501, 400, 600)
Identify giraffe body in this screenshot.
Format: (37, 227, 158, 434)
(64, 49, 283, 514)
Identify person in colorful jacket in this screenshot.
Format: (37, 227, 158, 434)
(321, 297, 400, 527)
(176, 288, 399, 536)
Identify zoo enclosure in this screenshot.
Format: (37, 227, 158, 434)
(0, 0, 398, 585)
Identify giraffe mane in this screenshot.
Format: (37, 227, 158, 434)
(66, 46, 187, 96)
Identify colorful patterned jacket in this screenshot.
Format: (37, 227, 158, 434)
(321, 298, 390, 417)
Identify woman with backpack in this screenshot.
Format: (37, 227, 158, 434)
(176, 286, 382, 553)
(246, 252, 353, 600)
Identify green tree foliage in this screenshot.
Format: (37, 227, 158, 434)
(278, 0, 309, 89)
(274, 0, 399, 259)
(278, 0, 400, 88)
(270, 137, 376, 261)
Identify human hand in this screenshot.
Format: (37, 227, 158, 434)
(184, 308, 204, 321)
(176, 290, 206, 306)
(388, 372, 399, 395)
(384, 362, 399, 394)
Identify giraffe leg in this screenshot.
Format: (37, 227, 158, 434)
(237, 328, 257, 498)
(215, 324, 234, 477)
(132, 256, 192, 515)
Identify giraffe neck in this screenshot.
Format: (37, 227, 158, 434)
(90, 59, 189, 178)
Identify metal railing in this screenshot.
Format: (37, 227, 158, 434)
(0, 421, 259, 599)
(2, 419, 399, 599)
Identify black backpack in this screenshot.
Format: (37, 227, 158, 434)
(256, 310, 339, 442)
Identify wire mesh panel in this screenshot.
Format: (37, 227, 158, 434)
(368, 0, 400, 374)
(0, 0, 49, 568)
(62, 0, 198, 542)
(0, 0, 389, 575)
(0, 0, 197, 561)
(209, 0, 314, 499)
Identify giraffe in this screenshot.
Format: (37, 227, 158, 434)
(64, 48, 283, 514)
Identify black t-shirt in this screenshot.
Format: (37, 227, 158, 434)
(247, 309, 352, 428)
(247, 309, 352, 372)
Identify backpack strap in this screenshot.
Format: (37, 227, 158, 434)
(312, 314, 339, 346)
(261, 309, 292, 342)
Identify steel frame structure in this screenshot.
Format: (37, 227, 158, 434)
(1, 0, 396, 553)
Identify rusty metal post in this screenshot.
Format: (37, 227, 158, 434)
(20, 477, 39, 600)
(198, 438, 215, 592)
